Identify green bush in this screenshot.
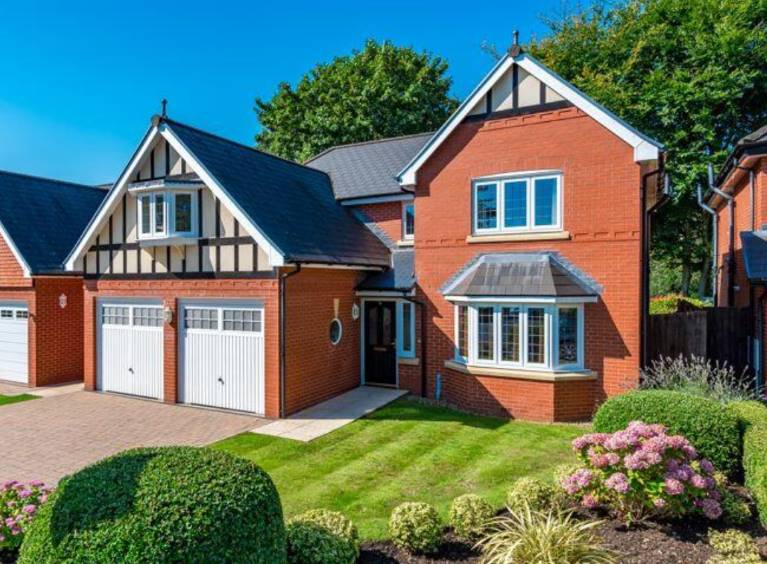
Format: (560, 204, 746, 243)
(476, 504, 616, 564)
(286, 509, 359, 564)
(389, 502, 442, 554)
(506, 477, 557, 513)
(649, 294, 708, 315)
(728, 400, 767, 525)
(19, 447, 286, 563)
(593, 390, 741, 477)
(708, 529, 761, 563)
(448, 494, 494, 541)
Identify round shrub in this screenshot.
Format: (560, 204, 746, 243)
(593, 390, 741, 477)
(448, 494, 494, 541)
(389, 502, 442, 554)
(286, 509, 359, 564)
(506, 477, 556, 513)
(19, 447, 286, 563)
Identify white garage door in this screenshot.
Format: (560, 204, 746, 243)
(0, 305, 28, 384)
(180, 303, 265, 414)
(98, 303, 164, 400)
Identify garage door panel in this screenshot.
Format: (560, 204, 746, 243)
(0, 305, 28, 384)
(130, 327, 164, 399)
(181, 304, 264, 415)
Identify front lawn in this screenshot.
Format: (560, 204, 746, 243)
(0, 394, 37, 406)
(214, 397, 584, 539)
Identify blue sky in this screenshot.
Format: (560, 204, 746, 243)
(0, 1, 574, 184)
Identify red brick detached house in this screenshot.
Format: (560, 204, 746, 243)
(707, 125, 767, 389)
(64, 46, 665, 421)
(0, 171, 105, 387)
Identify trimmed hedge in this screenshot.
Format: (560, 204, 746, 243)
(19, 447, 286, 563)
(593, 390, 741, 477)
(389, 502, 442, 554)
(286, 509, 359, 564)
(449, 494, 494, 541)
(728, 401, 767, 525)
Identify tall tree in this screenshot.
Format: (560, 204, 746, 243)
(527, 0, 767, 296)
(255, 40, 459, 162)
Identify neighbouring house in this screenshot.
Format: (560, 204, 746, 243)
(0, 171, 106, 387)
(64, 43, 665, 421)
(706, 125, 767, 388)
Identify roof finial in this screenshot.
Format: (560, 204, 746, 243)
(509, 30, 523, 57)
(161, 98, 168, 118)
(513, 30, 519, 46)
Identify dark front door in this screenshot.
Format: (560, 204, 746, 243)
(364, 301, 397, 386)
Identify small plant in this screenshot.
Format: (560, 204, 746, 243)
(448, 494, 494, 541)
(286, 509, 359, 564)
(506, 477, 557, 513)
(641, 355, 756, 404)
(562, 421, 723, 526)
(708, 529, 761, 563)
(389, 502, 442, 554)
(0, 480, 51, 551)
(476, 503, 616, 564)
(711, 472, 753, 526)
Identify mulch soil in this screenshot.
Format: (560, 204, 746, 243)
(359, 513, 767, 563)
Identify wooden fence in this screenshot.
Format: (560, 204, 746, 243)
(648, 307, 753, 375)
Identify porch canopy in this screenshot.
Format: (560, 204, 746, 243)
(741, 231, 767, 282)
(442, 252, 600, 301)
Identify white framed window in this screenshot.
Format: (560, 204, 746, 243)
(472, 172, 562, 234)
(402, 202, 415, 240)
(137, 191, 198, 240)
(397, 300, 416, 358)
(454, 303, 584, 371)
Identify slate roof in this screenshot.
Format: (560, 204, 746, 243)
(306, 133, 432, 201)
(716, 124, 767, 186)
(741, 231, 767, 282)
(441, 252, 600, 298)
(163, 118, 391, 267)
(358, 249, 414, 291)
(0, 170, 107, 273)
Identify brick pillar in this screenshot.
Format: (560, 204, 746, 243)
(163, 297, 177, 404)
(83, 284, 97, 391)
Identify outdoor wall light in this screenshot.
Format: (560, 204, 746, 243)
(163, 306, 173, 325)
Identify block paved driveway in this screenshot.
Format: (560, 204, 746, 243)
(0, 391, 267, 485)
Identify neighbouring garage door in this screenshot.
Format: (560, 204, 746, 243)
(0, 304, 28, 384)
(98, 302, 164, 399)
(180, 303, 265, 414)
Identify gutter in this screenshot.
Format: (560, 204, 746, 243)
(279, 264, 302, 418)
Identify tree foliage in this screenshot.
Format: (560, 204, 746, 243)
(255, 40, 458, 162)
(528, 0, 767, 295)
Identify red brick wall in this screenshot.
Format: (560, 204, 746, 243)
(357, 202, 404, 243)
(410, 107, 644, 420)
(32, 277, 85, 386)
(82, 278, 281, 417)
(0, 235, 31, 288)
(283, 268, 364, 415)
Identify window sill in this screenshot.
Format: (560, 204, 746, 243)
(466, 231, 570, 244)
(138, 236, 199, 248)
(398, 357, 420, 366)
(397, 239, 415, 247)
(443, 360, 594, 382)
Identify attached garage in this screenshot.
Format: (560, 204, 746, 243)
(97, 301, 164, 399)
(0, 303, 29, 384)
(179, 302, 265, 414)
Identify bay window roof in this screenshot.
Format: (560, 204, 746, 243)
(442, 252, 600, 300)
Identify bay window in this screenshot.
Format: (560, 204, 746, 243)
(137, 190, 198, 240)
(454, 303, 584, 371)
(472, 172, 562, 234)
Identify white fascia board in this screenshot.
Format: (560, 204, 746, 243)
(397, 56, 514, 186)
(65, 125, 160, 270)
(160, 125, 285, 267)
(445, 295, 598, 304)
(340, 193, 414, 206)
(0, 220, 31, 277)
(514, 53, 662, 163)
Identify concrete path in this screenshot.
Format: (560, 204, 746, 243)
(254, 386, 407, 442)
(0, 391, 266, 485)
(0, 380, 82, 398)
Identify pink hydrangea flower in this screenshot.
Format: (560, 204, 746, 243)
(700, 459, 715, 475)
(690, 474, 707, 489)
(581, 494, 599, 509)
(22, 504, 36, 515)
(605, 472, 630, 493)
(664, 478, 684, 496)
(653, 498, 667, 509)
(701, 498, 722, 520)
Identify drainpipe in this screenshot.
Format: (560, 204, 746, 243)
(279, 264, 302, 418)
(709, 173, 734, 306)
(697, 184, 718, 304)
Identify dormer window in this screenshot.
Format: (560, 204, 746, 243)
(137, 190, 198, 241)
